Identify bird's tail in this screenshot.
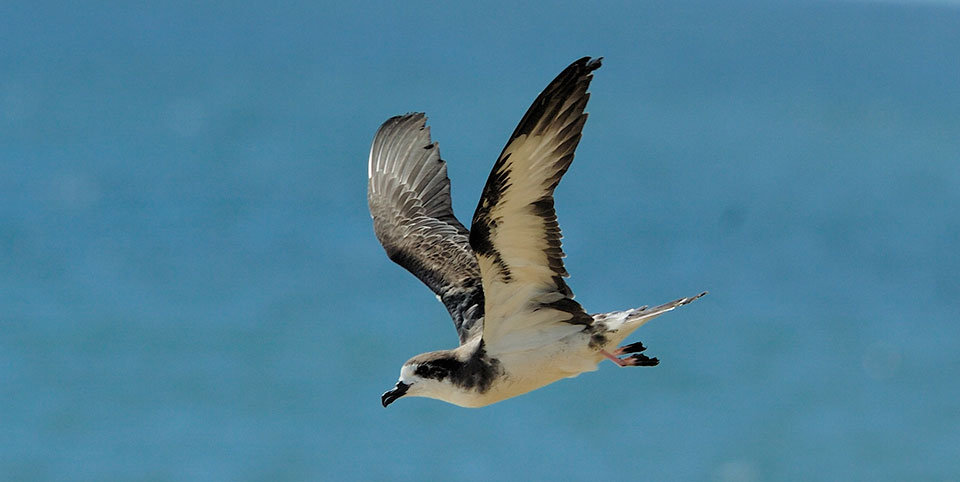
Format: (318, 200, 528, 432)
(596, 291, 707, 339)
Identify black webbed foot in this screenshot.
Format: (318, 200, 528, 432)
(618, 341, 647, 354)
(625, 353, 659, 367)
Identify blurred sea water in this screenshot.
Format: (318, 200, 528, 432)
(2, 1, 959, 480)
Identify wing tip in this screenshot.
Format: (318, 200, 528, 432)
(381, 112, 427, 129)
(582, 56, 603, 72)
(369, 112, 435, 178)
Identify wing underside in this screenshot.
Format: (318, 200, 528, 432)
(470, 57, 602, 349)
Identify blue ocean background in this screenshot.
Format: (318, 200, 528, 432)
(2, 1, 959, 480)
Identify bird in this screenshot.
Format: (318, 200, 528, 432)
(368, 57, 706, 408)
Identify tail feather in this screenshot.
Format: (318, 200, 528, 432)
(595, 291, 707, 337)
(626, 291, 707, 323)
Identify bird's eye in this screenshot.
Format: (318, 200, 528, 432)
(415, 362, 449, 380)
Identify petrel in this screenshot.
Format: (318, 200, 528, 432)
(368, 57, 705, 408)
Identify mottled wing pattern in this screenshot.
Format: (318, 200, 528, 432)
(368, 114, 484, 344)
(469, 57, 601, 350)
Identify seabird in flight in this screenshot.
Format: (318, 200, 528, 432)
(368, 57, 705, 408)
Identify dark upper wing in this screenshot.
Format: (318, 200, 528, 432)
(469, 57, 600, 349)
(367, 113, 484, 344)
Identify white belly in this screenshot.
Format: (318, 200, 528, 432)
(455, 332, 603, 407)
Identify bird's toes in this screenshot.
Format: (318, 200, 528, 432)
(625, 353, 659, 367)
(618, 341, 647, 354)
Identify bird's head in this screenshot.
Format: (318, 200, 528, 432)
(381, 351, 462, 407)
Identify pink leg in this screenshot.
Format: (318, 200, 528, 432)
(602, 350, 629, 367)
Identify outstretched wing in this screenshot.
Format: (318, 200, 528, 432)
(368, 113, 484, 344)
(469, 57, 601, 350)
